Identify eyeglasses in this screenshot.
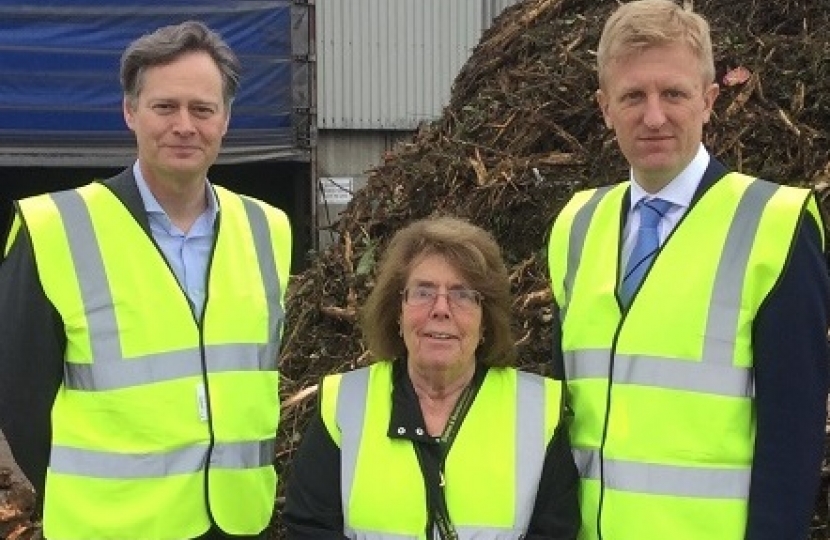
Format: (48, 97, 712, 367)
(402, 285, 483, 311)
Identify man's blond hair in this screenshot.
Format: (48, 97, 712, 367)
(597, 0, 715, 87)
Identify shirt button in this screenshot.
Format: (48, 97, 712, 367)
(397, 427, 406, 435)
(415, 428, 424, 436)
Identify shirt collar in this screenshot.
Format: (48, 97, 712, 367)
(629, 144, 710, 210)
(132, 161, 218, 222)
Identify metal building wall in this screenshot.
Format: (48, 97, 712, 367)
(482, 0, 522, 28)
(314, 0, 522, 249)
(317, 0, 520, 130)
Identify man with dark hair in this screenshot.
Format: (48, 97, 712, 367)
(0, 21, 291, 539)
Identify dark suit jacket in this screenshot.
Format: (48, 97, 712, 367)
(551, 157, 830, 540)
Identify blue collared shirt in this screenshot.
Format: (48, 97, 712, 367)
(132, 162, 218, 319)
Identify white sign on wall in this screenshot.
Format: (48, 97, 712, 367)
(319, 176, 354, 204)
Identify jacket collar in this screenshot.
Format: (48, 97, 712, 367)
(99, 167, 151, 235)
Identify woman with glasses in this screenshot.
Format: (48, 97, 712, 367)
(284, 216, 579, 539)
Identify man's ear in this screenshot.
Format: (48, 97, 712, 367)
(123, 97, 136, 131)
(596, 89, 612, 129)
(221, 106, 231, 136)
(702, 82, 720, 124)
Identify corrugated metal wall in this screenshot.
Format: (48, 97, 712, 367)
(317, 0, 520, 130)
(482, 0, 521, 28)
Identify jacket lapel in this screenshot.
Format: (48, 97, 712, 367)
(99, 168, 152, 236)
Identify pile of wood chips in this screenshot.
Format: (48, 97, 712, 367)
(0, 467, 39, 539)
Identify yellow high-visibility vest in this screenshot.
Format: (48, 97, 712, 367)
(19, 182, 291, 539)
(321, 361, 564, 539)
(548, 173, 819, 540)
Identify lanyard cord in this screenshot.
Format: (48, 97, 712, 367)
(413, 373, 481, 540)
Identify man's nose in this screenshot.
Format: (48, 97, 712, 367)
(643, 95, 667, 129)
(173, 109, 196, 133)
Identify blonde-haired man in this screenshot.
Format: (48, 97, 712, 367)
(548, 1, 829, 539)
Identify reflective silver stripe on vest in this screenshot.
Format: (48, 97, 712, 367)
(54, 190, 122, 363)
(241, 196, 284, 370)
(65, 343, 276, 390)
(561, 186, 613, 321)
(49, 438, 275, 477)
(564, 350, 753, 396)
(573, 448, 750, 499)
(49, 189, 282, 391)
(336, 367, 546, 539)
(347, 532, 416, 540)
(564, 179, 780, 398)
(348, 529, 522, 540)
(336, 368, 370, 540)
(701, 181, 778, 370)
(513, 371, 545, 531)
(209, 438, 276, 469)
(455, 528, 523, 539)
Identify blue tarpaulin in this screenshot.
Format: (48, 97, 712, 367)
(0, 1, 309, 165)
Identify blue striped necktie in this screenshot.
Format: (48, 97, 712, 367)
(620, 198, 673, 306)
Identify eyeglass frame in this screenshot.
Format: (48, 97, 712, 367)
(401, 284, 484, 311)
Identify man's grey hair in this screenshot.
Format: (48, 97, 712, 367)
(120, 20, 241, 109)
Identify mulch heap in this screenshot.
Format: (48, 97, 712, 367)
(0, 467, 38, 539)
(276, 0, 830, 537)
